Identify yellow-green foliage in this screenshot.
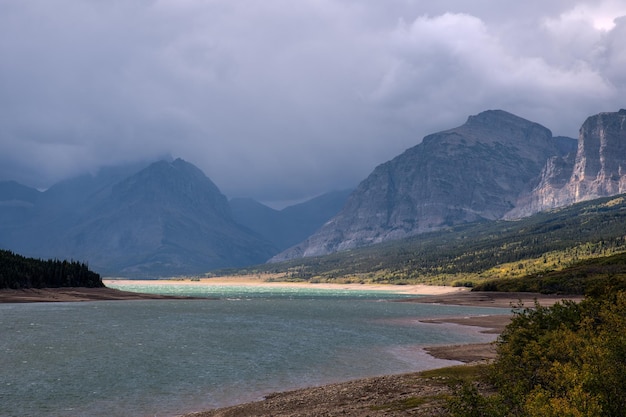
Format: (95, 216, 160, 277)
(594, 196, 625, 208)
(218, 193, 626, 285)
(451, 290, 626, 416)
(473, 251, 626, 294)
(478, 244, 626, 283)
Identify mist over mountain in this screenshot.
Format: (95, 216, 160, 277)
(0, 159, 351, 277)
(3, 108, 624, 274)
(0, 159, 277, 277)
(0, 181, 41, 229)
(273, 109, 626, 262)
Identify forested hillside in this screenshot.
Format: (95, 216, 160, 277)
(231, 194, 626, 286)
(473, 252, 626, 295)
(0, 250, 103, 289)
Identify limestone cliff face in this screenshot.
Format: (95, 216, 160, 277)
(506, 153, 576, 218)
(507, 109, 626, 218)
(570, 110, 626, 198)
(272, 110, 568, 261)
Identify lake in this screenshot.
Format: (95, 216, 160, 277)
(0, 284, 510, 417)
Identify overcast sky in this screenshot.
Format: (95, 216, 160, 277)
(1, 0, 625, 207)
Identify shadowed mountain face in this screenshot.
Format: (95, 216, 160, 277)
(1, 159, 276, 277)
(230, 189, 352, 252)
(0, 181, 41, 230)
(272, 110, 574, 261)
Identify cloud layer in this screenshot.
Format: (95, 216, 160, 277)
(1, 0, 625, 205)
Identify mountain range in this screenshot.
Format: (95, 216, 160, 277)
(1, 109, 625, 276)
(272, 109, 625, 262)
(230, 189, 352, 252)
(0, 159, 350, 276)
(271, 110, 582, 261)
(0, 159, 270, 276)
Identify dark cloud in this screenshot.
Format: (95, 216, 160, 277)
(1, 0, 625, 205)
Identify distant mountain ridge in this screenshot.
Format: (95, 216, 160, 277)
(0, 159, 348, 277)
(231, 189, 352, 251)
(0, 159, 277, 276)
(272, 110, 576, 261)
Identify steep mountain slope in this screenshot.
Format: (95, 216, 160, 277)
(254, 194, 626, 284)
(0, 181, 40, 230)
(508, 109, 626, 218)
(1, 160, 153, 257)
(272, 110, 573, 261)
(0, 180, 40, 204)
(231, 189, 352, 251)
(1, 159, 276, 276)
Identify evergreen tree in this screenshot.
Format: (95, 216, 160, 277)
(0, 250, 103, 289)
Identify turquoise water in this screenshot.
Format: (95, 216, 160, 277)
(105, 281, 426, 299)
(0, 285, 510, 417)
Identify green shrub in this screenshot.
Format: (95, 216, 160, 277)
(448, 289, 626, 416)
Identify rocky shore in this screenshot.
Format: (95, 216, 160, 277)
(186, 371, 460, 417)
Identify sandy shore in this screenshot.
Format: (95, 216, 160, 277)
(103, 276, 471, 295)
(403, 290, 584, 308)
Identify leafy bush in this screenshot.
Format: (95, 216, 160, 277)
(448, 289, 626, 416)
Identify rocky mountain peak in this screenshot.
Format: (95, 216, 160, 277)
(1, 158, 276, 276)
(466, 109, 541, 129)
(461, 109, 552, 142)
(507, 109, 626, 218)
(271, 110, 565, 262)
(112, 158, 232, 220)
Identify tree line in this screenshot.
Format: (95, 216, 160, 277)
(0, 249, 103, 289)
(473, 251, 626, 295)
(226, 193, 626, 284)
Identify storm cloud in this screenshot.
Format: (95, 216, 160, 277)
(1, 0, 625, 206)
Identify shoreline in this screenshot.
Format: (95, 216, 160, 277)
(184, 370, 464, 417)
(0, 286, 196, 303)
(2, 279, 583, 416)
(103, 277, 471, 296)
(0, 277, 584, 305)
(177, 283, 582, 417)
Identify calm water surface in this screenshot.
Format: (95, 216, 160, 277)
(0, 285, 510, 417)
